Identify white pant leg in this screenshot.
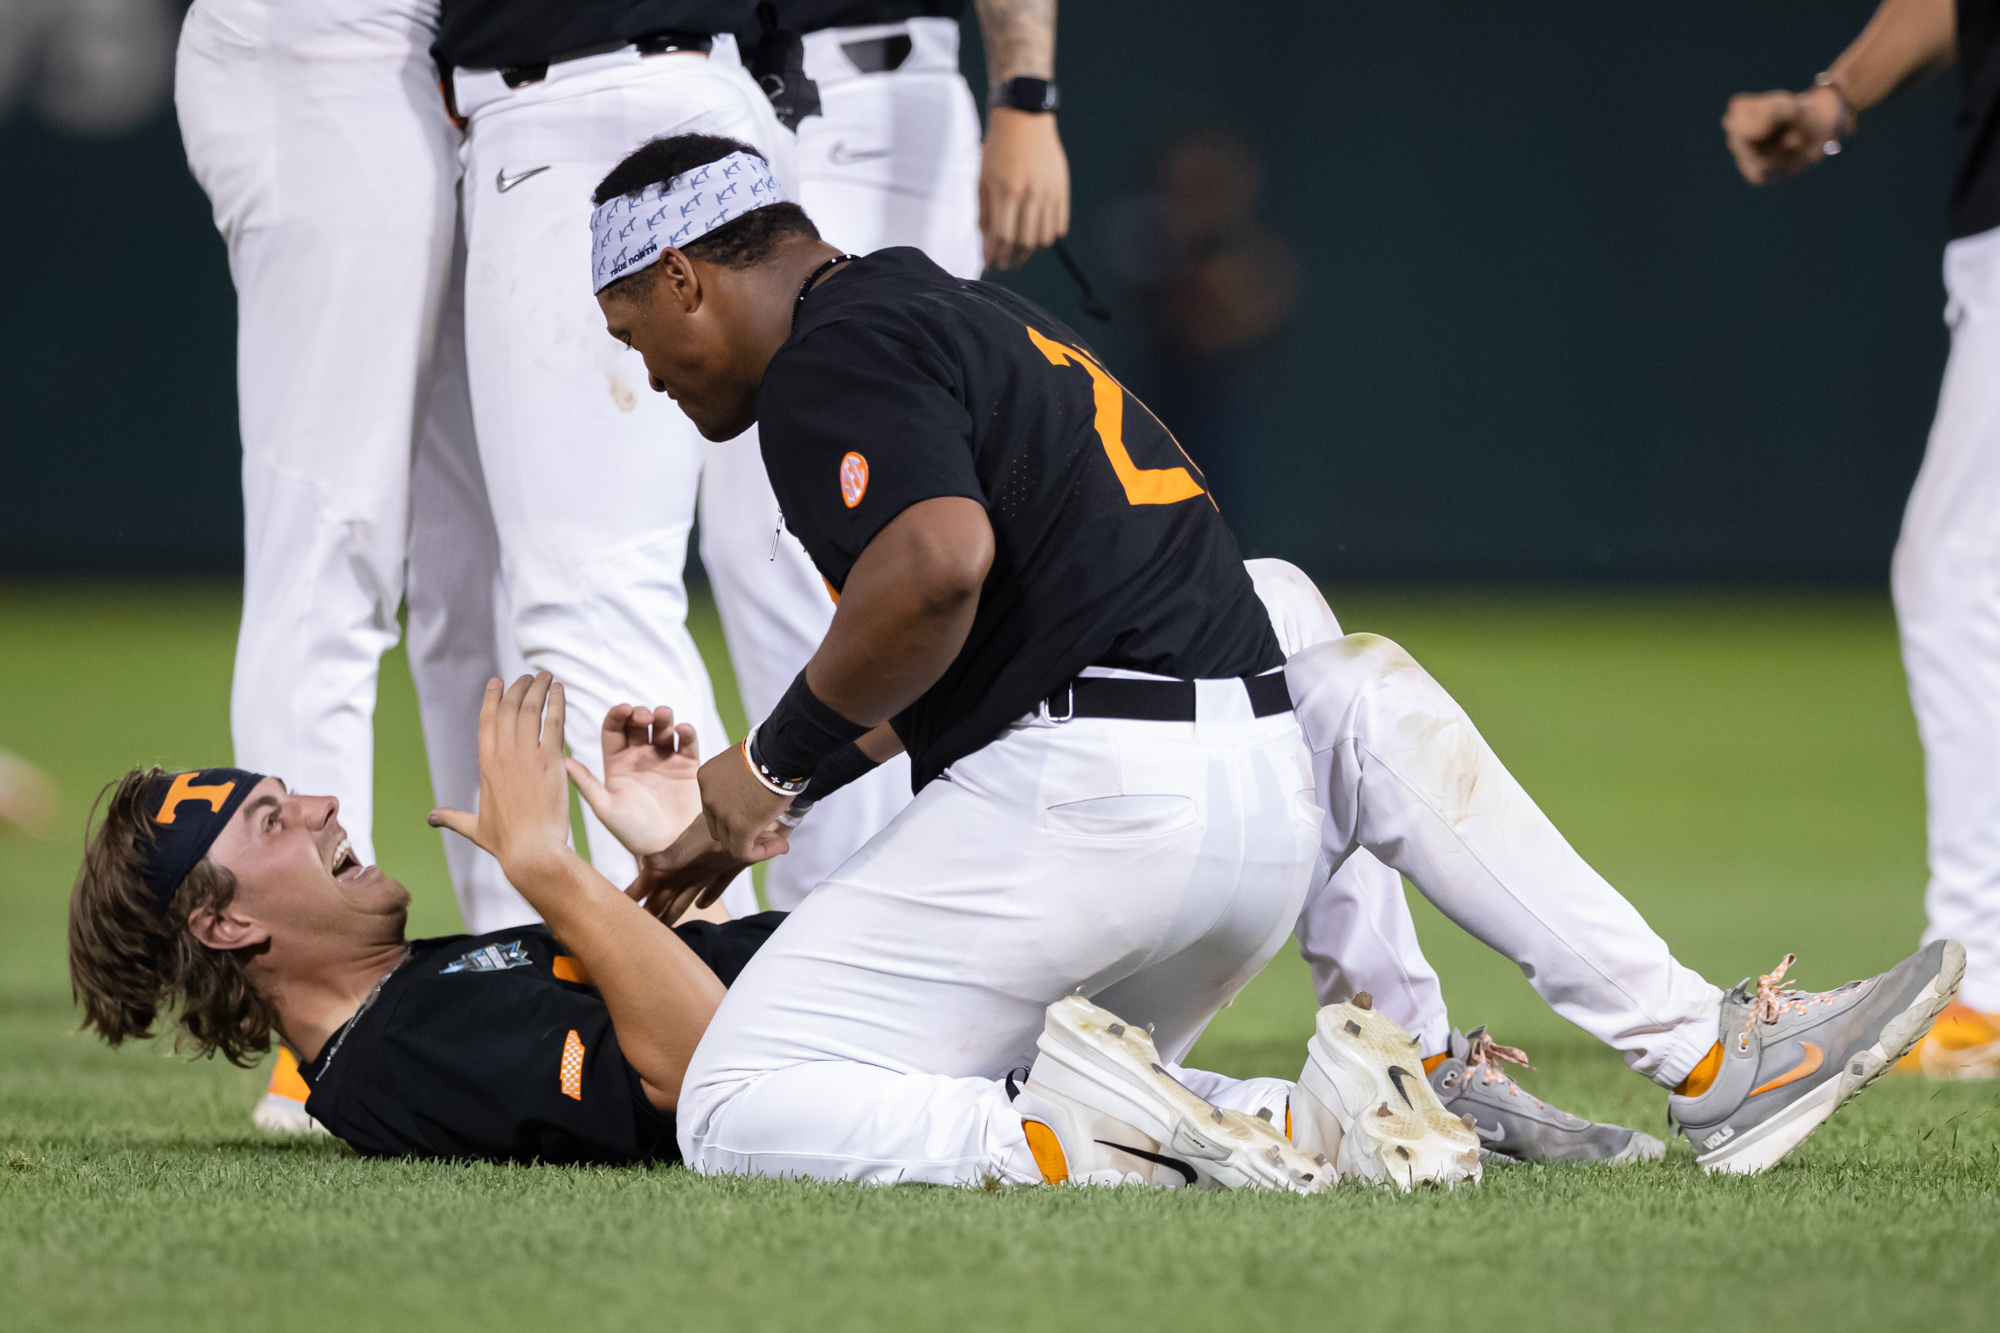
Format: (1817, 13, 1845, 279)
(1245, 559, 1452, 1050)
(678, 710, 1321, 1185)
(1287, 635, 1724, 1086)
(1894, 226, 2000, 1012)
(177, 0, 457, 867)
(458, 51, 788, 892)
(1166, 1065, 1294, 1123)
(405, 214, 528, 931)
(692, 15, 981, 912)
(696, 436, 915, 912)
(796, 19, 983, 279)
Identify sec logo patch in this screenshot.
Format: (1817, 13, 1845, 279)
(839, 452, 869, 508)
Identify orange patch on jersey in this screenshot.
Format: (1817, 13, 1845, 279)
(560, 1029, 585, 1100)
(552, 955, 592, 985)
(839, 451, 869, 508)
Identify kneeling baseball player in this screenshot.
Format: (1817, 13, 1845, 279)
(569, 130, 1959, 1186)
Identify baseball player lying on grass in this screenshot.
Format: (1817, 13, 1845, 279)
(73, 653, 1958, 1188)
(67, 688, 1450, 1188)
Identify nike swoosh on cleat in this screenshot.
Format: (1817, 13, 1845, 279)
(1094, 1140, 1198, 1185)
(1473, 1121, 1506, 1143)
(1387, 1065, 1419, 1108)
(828, 142, 893, 165)
(496, 165, 551, 193)
(1748, 1040, 1824, 1097)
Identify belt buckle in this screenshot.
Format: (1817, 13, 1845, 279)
(1040, 681, 1075, 724)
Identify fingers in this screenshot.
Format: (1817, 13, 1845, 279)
(545, 680, 566, 756)
(476, 678, 502, 762)
(427, 806, 482, 846)
(519, 672, 553, 750)
(673, 721, 699, 762)
(566, 755, 611, 809)
(601, 703, 636, 756)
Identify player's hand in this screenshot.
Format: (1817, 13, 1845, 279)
(567, 703, 702, 858)
(429, 673, 578, 885)
(980, 107, 1070, 270)
(626, 813, 783, 924)
(1722, 87, 1845, 185)
(695, 741, 796, 862)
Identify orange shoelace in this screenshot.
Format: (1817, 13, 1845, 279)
(1742, 953, 1854, 1037)
(1464, 1027, 1538, 1099)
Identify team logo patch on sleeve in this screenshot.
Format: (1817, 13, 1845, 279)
(560, 1030, 585, 1101)
(839, 451, 869, 508)
(440, 940, 532, 973)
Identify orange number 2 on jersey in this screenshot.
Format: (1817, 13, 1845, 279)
(1025, 326, 1206, 506)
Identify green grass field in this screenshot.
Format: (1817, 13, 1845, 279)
(3, 583, 1997, 1331)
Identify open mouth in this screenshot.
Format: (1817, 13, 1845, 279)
(330, 837, 365, 881)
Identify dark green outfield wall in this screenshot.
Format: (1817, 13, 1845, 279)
(0, 1, 1959, 579)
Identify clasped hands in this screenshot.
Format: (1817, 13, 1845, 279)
(429, 671, 794, 925)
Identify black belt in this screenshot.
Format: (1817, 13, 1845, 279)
(1042, 672, 1292, 723)
(840, 34, 912, 74)
(499, 29, 714, 89)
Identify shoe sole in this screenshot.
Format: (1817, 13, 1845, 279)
(1032, 995, 1330, 1194)
(1610, 1130, 1667, 1164)
(1697, 940, 1965, 1175)
(251, 1093, 327, 1135)
(1297, 1000, 1482, 1190)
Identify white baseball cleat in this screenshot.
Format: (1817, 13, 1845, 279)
(1016, 994, 1330, 1193)
(1293, 993, 1483, 1190)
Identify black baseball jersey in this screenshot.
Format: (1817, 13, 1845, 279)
(298, 914, 783, 1164)
(434, 1, 757, 71)
(1955, 0, 2000, 239)
(756, 247, 1283, 790)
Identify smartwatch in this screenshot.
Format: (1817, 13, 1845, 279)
(990, 76, 1058, 113)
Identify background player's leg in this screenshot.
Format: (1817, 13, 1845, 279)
(405, 219, 527, 932)
(1289, 635, 1725, 1087)
(1892, 227, 2000, 1016)
(795, 18, 985, 279)
(677, 713, 1318, 1184)
(458, 53, 781, 892)
(177, 4, 456, 871)
(696, 435, 914, 912)
(692, 15, 984, 912)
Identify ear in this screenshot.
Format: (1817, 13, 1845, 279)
(186, 902, 272, 953)
(655, 249, 704, 314)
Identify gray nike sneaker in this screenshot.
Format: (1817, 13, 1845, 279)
(1427, 1027, 1665, 1165)
(1668, 939, 1964, 1175)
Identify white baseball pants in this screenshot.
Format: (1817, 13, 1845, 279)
(1288, 634, 1724, 1086)
(796, 18, 984, 280)
(1896, 224, 2000, 1012)
(455, 45, 790, 912)
(176, 0, 518, 926)
(692, 16, 987, 910)
(1244, 560, 1453, 1055)
(678, 705, 1322, 1185)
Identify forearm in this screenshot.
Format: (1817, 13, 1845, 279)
(1827, 0, 1955, 110)
(976, 0, 1055, 84)
(802, 497, 994, 724)
(514, 851, 725, 1107)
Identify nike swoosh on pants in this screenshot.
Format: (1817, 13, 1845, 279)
(496, 166, 551, 193)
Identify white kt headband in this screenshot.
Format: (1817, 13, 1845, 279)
(589, 150, 788, 293)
